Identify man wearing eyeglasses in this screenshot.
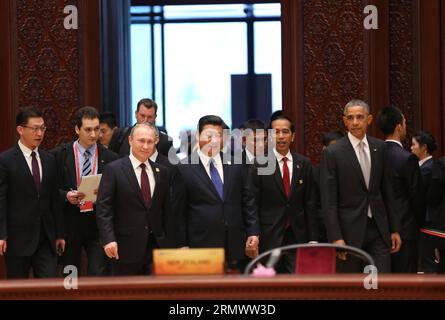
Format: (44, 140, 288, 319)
(52, 107, 118, 276)
(0, 107, 64, 278)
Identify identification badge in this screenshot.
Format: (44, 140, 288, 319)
(79, 201, 94, 213)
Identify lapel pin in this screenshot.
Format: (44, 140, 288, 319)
(296, 164, 300, 169)
(373, 148, 377, 152)
(155, 168, 160, 172)
(299, 179, 303, 184)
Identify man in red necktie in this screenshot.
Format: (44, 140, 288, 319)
(0, 107, 65, 278)
(251, 114, 319, 273)
(96, 123, 179, 275)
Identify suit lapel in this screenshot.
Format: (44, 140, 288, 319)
(343, 138, 367, 188)
(97, 144, 107, 174)
(13, 145, 37, 192)
(273, 158, 286, 199)
(150, 160, 159, 202)
(368, 138, 379, 190)
(121, 157, 146, 208)
(222, 154, 231, 201)
(289, 154, 301, 198)
(40, 151, 49, 191)
(194, 160, 222, 200)
(65, 143, 78, 188)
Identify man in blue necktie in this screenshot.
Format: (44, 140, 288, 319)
(176, 115, 260, 273)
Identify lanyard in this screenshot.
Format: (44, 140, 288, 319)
(73, 142, 98, 187)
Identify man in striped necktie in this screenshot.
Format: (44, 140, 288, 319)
(52, 107, 118, 276)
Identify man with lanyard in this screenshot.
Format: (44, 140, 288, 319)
(52, 107, 118, 276)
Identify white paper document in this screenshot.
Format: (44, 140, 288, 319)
(78, 174, 102, 202)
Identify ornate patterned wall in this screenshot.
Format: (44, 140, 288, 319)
(16, 0, 81, 150)
(302, 0, 365, 162)
(290, 0, 421, 162)
(389, 0, 418, 147)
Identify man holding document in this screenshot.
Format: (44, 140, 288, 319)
(52, 107, 117, 276)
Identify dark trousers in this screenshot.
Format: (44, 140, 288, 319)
(438, 250, 445, 274)
(5, 225, 57, 279)
(63, 232, 107, 276)
(419, 226, 438, 273)
(276, 227, 297, 274)
(112, 233, 158, 276)
(337, 217, 391, 273)
(392, 238, 418, 273)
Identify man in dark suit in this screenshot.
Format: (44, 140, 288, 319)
(52, 107, 118, 276)
(411, 131, 438, 273)
(98, 112, 118, 149)
(313, 131, 344, 243)
(96, 123, 178, 275)
(251, 115, 319, 273)
(177, 115, 260, 271)
(428, 155, 445, 273)
(376, 106, 424, 273)
(320, 99, 401, 273)
(108, 98, 173, 158)
(148, 127, 185, 248)
(0, 107, 64, 278)
(239, 119, 268, 165)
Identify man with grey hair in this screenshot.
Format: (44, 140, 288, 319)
(96, 122, 181, 275)
(320, 99, 401, 273)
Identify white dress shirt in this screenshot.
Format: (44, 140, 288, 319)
(18, 140, 42, 182)
(129, 154, 155, 196)
(198, 150, 224, 183)
(347, 132, 372, 218)
(150, 149, 159, 162)
(273, 148, 293, 185)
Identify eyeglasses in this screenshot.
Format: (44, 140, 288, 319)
(21, 125, 47, 133)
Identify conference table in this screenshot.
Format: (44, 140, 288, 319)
(0, 274, 444, 300)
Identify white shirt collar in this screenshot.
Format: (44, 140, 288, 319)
(245, 148, 255, 162)
(76, 140, 97, 156)
(273, 148, 292, 162)
(197, 149, 222, 166)
(385, 139, 403, 148)
(348, 132, 368, 149)
(18, 140, 38, 158)
(150, 149, 159, 162)
(419, 155, 433, 167)
(129, 153, 150, 171)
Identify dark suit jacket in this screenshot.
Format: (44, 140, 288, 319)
(96, 157, 175, 263)
(420, 158, 437, 223)
(51, 142, 118, 241)
(154, 153, 186, 247)
(252, 153, 319, 252)
(312, 164, 328, 242)
(428, 156, 445, 248)
(0, 144, 63, 256)
(385, 141, 424, 240)
(108, 125, 173, 158)
(320, 136, 400, 248)
(177, 152, 260, 261)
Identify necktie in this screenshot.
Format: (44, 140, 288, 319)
(82, 149, 91, 177)
(282, 157, 291, 229)
(358, 141, 370, 188)
(31, 151, 41, 192)
(140, 163, 152, 206)
(209, 159, 223, 200)
(282, 157, 290, 197)
(358, 141, 372, 217)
